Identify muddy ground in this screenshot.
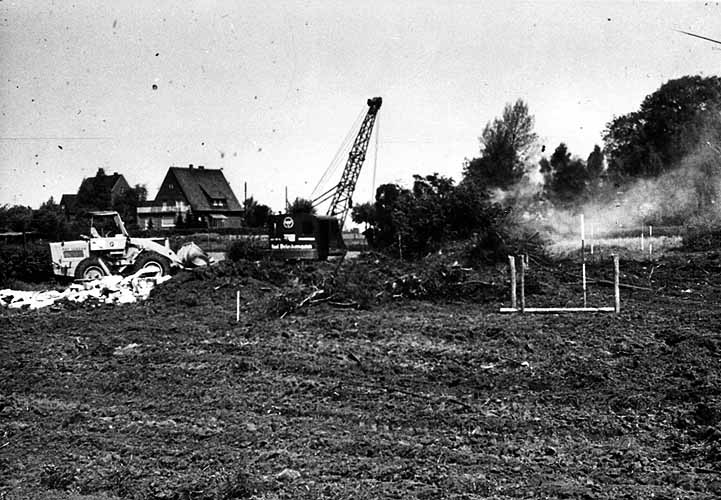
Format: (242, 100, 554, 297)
(2, 249, 721, 499)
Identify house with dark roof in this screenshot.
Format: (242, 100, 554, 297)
(137, 165, 244, 229)
(59, 168, 131, 218)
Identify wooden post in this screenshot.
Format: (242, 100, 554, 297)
(508, 255, 517, 310)
(581, 215, 587, 308)
(520, 254, 527, 312)
(236, 290, 240, 322)
(613, 255, 620, 313)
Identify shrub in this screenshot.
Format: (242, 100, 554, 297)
(0, 243, 54, 284)
(226, 237, 266, 262)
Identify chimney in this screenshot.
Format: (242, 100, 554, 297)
(188, 164, 194, 170)
(198, 165, 204, 170)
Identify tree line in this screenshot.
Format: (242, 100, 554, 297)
(351, 74, 721, 258)
(3, 74, 719, 251)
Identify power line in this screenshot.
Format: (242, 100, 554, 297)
(0, 137, 113, 141)
(675, 29, 721, 47)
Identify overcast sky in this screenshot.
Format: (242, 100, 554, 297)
(1, 1, 721, 212)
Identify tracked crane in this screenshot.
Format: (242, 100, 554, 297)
(312, 97, 383, 228)
(268, 97, 383, 260)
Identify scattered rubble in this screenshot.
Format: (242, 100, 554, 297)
(0, 269, 172, 310)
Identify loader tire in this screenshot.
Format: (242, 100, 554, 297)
(75, 257, 108, 280)
(133, 251, 171, 277)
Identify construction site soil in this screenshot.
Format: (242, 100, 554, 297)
(2, 247, 721, 499)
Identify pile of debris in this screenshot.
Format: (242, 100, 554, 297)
(0, 269, 172, 310)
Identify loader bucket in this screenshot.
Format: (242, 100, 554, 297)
(177, 242, 212, 267)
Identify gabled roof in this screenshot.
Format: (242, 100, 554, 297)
(60, 194, 77, 208)
(78, 169, 127, 195)
(169, 167, 242, 212)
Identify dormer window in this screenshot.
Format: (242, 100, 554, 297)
(169, 183, 174, 190)
(211, 198, 227, 208)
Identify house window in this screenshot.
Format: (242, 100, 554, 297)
(169, 183, 174, 189)
(161, 216, 175, 228)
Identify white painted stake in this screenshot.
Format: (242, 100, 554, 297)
(509, 255, 517, 310)
(649, 225, 653, 237)
(500, 307, 615, 313)
(500, 255, 620, 314)
(614, 255, 620, 314)
(641, 231, 644, 251)
(590, 223, 594, 255)
(520, 255, 526, 313)
(236, 290, 240, 323)
(580, 215, 587, 308)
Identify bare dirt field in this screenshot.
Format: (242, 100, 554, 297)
(2, 248, 721, 499)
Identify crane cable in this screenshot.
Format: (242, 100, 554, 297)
(310, 106, 367, 201)
(371, 109, 380, 199)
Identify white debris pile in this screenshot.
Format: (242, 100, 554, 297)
(0, 269, 172, 310)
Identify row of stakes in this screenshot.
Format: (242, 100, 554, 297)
(501, 254, 620, 314)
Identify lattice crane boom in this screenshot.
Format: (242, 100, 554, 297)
(326, 97, 382, 228)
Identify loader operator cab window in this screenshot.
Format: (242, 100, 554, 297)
(302, 221, 313, 235)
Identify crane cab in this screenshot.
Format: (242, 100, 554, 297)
(268, 213, 346, 260)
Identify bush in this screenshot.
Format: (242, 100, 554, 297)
(226, 237, 267, 262)
(0, 243, 54, 284)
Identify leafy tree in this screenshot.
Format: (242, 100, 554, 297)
(244, 197, 272, 228)
(604, 75, 721, 182)
(289, 197, 316, 215)
(586, 145, 604, 189)
(357, 175, 506, 259)
(464, 99, 538, 189)
(350, 202, 376, 229)
(112, 184, 147, 224)
(541, 143, 590, 204)
(76, 169, 112, 211)
(2, 205, 33, 232)
(32, 197, 66, 239)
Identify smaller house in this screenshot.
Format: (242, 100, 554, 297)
(137, 165, 243, 229)
(59, 168, 131, 218)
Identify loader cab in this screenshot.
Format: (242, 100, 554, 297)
(87, 211, 129, 238)
(268, 213, 346, 260)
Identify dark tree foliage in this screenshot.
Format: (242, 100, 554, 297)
(244, 197, 271, 228)
(358, 174, 506, 259)
(540, 144, 606, 205)
(350, 202, 376, 228)
(289, 197, 316, 215)
(112, 184, 147, 224)
(76, 171, 112, 212)
(464, 99, 538, 189)
(32, 197, 67, 239)
(541, 144, 588, 204)
(603, 75, 721, 182)
(585, 144, 605, 198)
(0, 205, 33, 232)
